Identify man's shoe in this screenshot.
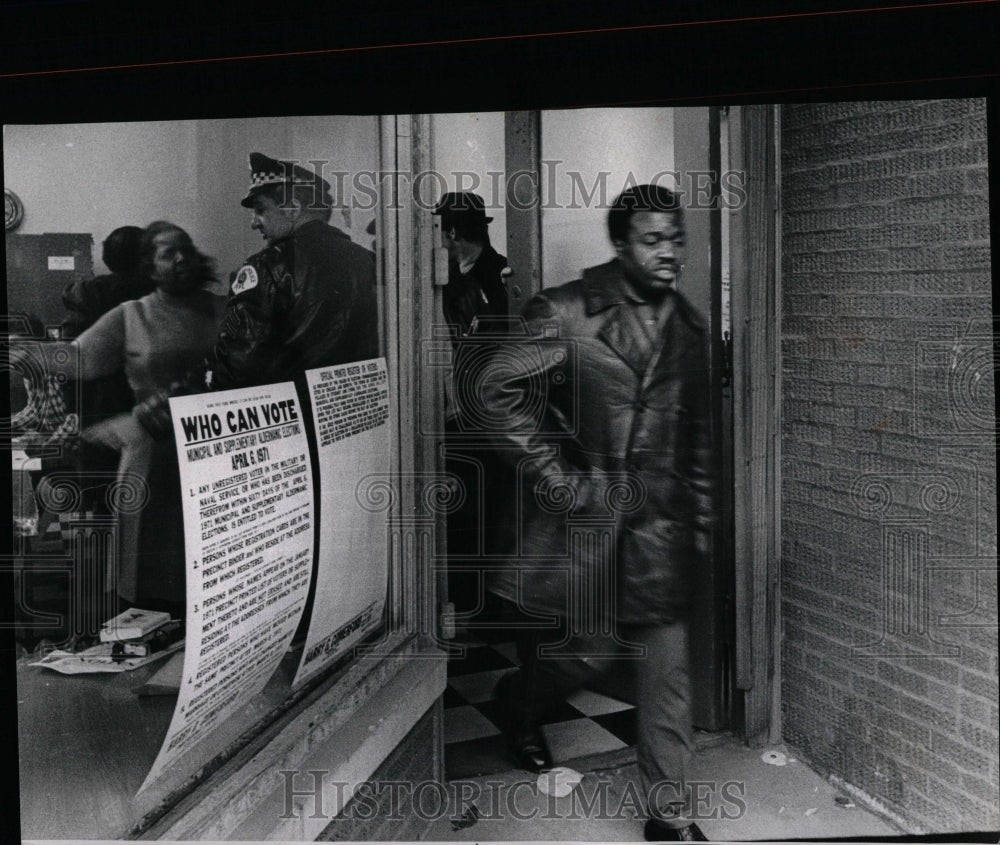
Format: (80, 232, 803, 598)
(643, 819, 709, 841)
(508, 727, 554, 773)
(493, 673, 554, 773)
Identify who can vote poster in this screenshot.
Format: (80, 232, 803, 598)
(142, 382, 313, 791)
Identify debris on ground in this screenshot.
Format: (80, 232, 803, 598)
(537, 767, 583, 797)
(450, 804, 481, 831)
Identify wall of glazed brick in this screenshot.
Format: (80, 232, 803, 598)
(780, 99, 996, 833)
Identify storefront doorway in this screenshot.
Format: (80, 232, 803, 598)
(432, 108, 736, 778)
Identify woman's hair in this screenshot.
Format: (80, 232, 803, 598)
(101, 225, 144, 274)
(140, 221, 218, 287)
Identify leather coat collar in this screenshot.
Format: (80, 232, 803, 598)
(582, 260, 703, 376)
(582, 259, 702, 324)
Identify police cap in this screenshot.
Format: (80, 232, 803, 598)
(240, 152, 331, 208)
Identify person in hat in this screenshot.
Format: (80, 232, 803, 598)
(433, 191, 508, 341)
(431, 192, 511, 613)
(133, 152, 378, 432)
(122, 155, 378, 639)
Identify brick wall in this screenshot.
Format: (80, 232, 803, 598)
(317, 704, 440, 841)
(780, 99, 996, 833)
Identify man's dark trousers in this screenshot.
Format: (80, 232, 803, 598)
(504, 618, 695, 827)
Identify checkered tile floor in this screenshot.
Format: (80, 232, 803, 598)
(444, 627, 638, 779)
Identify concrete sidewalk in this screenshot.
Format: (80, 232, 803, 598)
(424, 735, 902, 842)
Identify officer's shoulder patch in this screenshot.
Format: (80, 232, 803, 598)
(231, 264, 259, 295)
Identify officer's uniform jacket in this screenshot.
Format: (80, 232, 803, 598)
(210, 218, 378, 390)
(480, 258, 714, 625)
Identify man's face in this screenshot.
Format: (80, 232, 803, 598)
(151, 231, 197, 293)
(250, 193, 296, 244)
(613, 211, 686, 297)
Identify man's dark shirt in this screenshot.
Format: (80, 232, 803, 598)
(442, 243, 508, 340)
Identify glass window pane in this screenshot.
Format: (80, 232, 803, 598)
(6, 114, 400, 839)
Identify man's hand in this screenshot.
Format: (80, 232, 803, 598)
(82, 413, 154, 453)
(133, 390, 175, 440)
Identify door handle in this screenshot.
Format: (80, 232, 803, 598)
(501, 266, 522, 300)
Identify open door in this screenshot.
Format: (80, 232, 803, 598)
(503, 107, 732, 732)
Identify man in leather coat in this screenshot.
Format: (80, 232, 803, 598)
(482, 184, 713, 842)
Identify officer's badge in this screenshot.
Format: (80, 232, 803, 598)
(232, 265, 259, 295)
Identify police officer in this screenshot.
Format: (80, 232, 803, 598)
(128, 153, 379, 643)
(135, 152, 378, 431)
(211, 152, 378, 391)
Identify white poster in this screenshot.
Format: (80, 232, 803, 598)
(293, 358, 390, 687)
(140, 383, 313, 792)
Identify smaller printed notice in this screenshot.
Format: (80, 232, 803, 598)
(47, 255, 75, 270)
(140, 383, 313, 793)
(293, 358, 390, 687)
